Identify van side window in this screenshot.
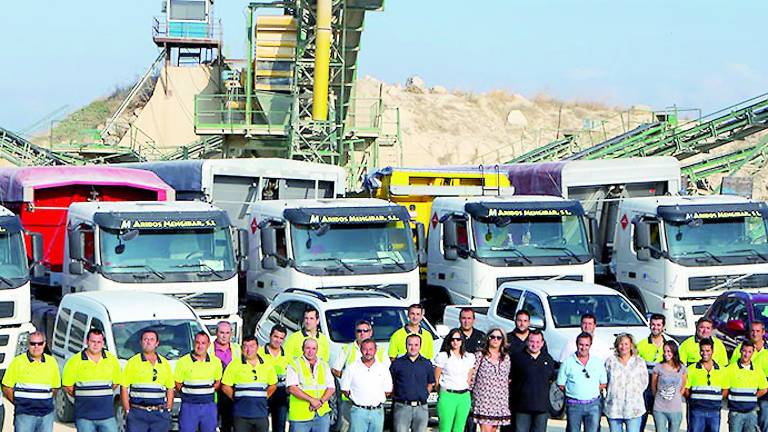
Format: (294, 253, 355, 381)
(54, 308, 71, 351)
(497, 288, 522, 321)
(68, 312, 88, 353)
(520, 293, 546, 327)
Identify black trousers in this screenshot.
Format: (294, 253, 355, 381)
(217, 390, 235, 432)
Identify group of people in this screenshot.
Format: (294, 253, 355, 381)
(4, 303, 768, 432)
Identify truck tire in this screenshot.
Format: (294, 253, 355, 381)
(548, 381, 565, 419)
(54, 389, 75, 423)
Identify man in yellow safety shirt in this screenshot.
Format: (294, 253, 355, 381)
(683, 338, 727, 432)
(120, 329, 175, 432)
(260, 324, 290, 432)
(221, 336, 277, 432)
(678, 317, 728, 366)
(286, 338, 336, 432)
(62, 329, 122, 431)
(174, 331, 223, 432)
(388, 304, 434, 360)
(284, 307, 331, 361)
(1, 331, 61, 432)
(724, 340, 768, 432)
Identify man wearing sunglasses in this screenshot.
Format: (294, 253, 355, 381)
(332, 320, 390, 432)
(221, 336, 278, 432)
(683, 338, 727, 432)
(62, 328, 122, 432)
(120, 329, 175, 432)
(174, 332, 223, 432)
(2, 331, 61, 432)
(556, 332, 607, 432)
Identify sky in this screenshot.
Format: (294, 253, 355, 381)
(2, 1, 767, 133)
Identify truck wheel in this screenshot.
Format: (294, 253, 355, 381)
(115, 400, 127, 432)
(54, 389, 75, 423)
(548, 381, 565, 419)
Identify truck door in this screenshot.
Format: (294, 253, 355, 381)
(432, 214, 472, 304)
(619, 215, 664, 312)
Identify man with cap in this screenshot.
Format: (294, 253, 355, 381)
(174, 331, 223, 432)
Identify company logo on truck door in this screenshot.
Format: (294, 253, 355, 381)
(486, 208, 573, 217)
(685, 210, 762, 219)
(307, 214, 401, 224)
(119, 219, 218, 229)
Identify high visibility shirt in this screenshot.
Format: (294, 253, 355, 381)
(286, 357, 333, 421)
(62, 350, 121, 420)
(120, 352, 174, 406)
(636, 335, 671, 372)
(174, 353, 223, 404)
(1, 353, 61, 416)
(678, 336, 728, 367)
(725, 361, 768, 412)
(387, 326, 434, 360)
(284, 329, 331, 362)
(208, 341, 242, 368)
(729, 342, 768, 366)
(259, 345, 289, 388)
(221, 354, 277, 419)
(685, 361, 726, 411)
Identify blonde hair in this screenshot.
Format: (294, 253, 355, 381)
(613, 333, 637, 357)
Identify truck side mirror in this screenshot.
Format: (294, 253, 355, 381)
(635, 221, 651, 249)
(530, 316, 545, 329)
(260, 225, 278, 270)
(586, 216, 599, 258)
(415, 222, 427, 265)
(237, 228, 249, 258)
(443, 218, 458, 261)
(69, 261, 84, 275)
(29, 232, 45, 278)
(68, 229, 84, 261)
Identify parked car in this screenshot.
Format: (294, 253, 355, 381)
(703, 290, 768, 354)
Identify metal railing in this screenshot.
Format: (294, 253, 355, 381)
(194, 93, 293, 132)
(152, 16, 222, 41)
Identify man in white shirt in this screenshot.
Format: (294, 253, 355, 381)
(559, 313, 613, 363)
(340, 339, 393, 432)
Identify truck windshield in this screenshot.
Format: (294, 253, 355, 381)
(0, 229, 28, 284)
(325, 306, 436, 343)
(100, 227, 236, 277)
(549, 295, 645, 328)
(112, 319, 203, 360)
(291, 222, 417, 274)
(665, 215, 768, 265)
(472, 215, 590, 264)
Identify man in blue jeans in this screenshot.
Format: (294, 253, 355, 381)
(556, 332, 607, 432)
(340, 339, 392, 432)
(683, 338, 726, 432)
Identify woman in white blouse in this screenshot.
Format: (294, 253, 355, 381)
(604, 334, 650, 432)
(434, 328, 476, 432)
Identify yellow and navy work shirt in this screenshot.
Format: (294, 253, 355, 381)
(284, 329, 331, 362)
(725, 361, 768, 412)
(259, 345, 289, 389)
(62, 350, 121, 420)
(636, 336, 669, 372)
(221, 355, 278, 419)
(387, 326, 434, 359)
(729, 342, 768, 366)
(1, 353, 61, 416)
(120, 352, 174, 406)
(678, 335, 728, 367)
(174, 353, 223, 404)
(685, 361, 726, 411)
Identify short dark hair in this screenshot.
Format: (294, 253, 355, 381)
(408, 304, 424, 313)
(304, 307, 319, 319)
(528, 328, 544, 340)
(698, 337, 714, 350)
(242, 335, 258, 345)
(650, 314, 666, 325)
(742, 339, 756, 350)
(576, 331, 593, 344)
(516, 309, 530, 319)
(141, 329, 159, 341)
(360, 338, 377, 349)
(270, 324, 287, 337)
(459, 307, 475, 318)
(194, 331, 210, 341)
(355, 319, 372, 329)
(406, 333, 422, 346)
(697, 317, 714, 327)
(581, 313, 596, 324)
(86, 328, 105, 341)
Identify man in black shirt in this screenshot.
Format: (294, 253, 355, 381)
(389, 334, 435, 432)
(507, 309, 531, 353)
(457, 308, 486, 354)
(509, 329, 556, 432)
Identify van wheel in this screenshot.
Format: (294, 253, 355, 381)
(548, 381, 565, 419)
(54, 390, 75, 423)
(115, 401, 127, 432)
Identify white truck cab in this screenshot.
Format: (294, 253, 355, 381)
(246, 199, 422, 318)
(50, 291, 208, 425)
(62, 201, 245, 338)
(613, 194, 768, 338)
(0, 206, 39, 376)
(428, 195, 594, 306)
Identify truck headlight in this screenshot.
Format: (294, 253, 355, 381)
(15, 332, 29, 356)
(672, 305, 687, 328)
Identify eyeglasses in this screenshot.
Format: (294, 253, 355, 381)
(356, 328, 372, 334)
(28, 341, 44, 346)
(489, 335, 503, 341)
(582, 368, 591, 379)
(152, 368, 158, 382)
(451, 337, 463, 342)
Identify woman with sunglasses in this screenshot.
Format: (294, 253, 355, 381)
(604, 334, 649, 432)
(469, 328, 512, 431)
(651, 341, 686, 432)
(435, 328, 476, 432)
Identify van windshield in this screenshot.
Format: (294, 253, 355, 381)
(548, 295, 645, 328)
(325, 306, 437, 344)
(112, 319, 203, 360)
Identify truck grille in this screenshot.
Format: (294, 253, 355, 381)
(497, 275, 583, 287)
(692, 305, 711, 315)
(689, 274, 768, 291)
(170, 293, 224, 309)
(0, 302, 14, 319)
